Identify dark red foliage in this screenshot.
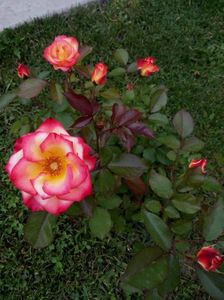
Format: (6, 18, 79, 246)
(110, 104, 154, 151)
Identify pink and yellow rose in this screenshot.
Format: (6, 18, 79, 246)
(5, 118, 96, 215)
(136, 56, 159, 77)
(43, 35, 80, 72)
(91, 62, 108, 85)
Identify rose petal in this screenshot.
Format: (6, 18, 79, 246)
(10, 158, 42, 194)
(40, 132, 74, 155)
(5, 150, 23, 175)
(59, 172, 92, 201)
(36, 118, 69, 135)
(43, 165, 73, 196)
(37, 196, 73, 215)
(22, 132, 48, 161)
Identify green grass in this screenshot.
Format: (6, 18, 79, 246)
(0, 0, 223, 298)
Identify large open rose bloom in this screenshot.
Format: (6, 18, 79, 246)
(43, 35, 80, 71)
(5, 119, 96, 215)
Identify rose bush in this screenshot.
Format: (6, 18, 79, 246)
(2, 35, 224, 299)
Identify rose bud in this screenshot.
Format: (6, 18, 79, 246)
(91, 62, 108, 85)
(17, 64, 29, 79)
(43, 35, 80, 72)
(126, 83, 134, 91)
(5, 118, 96, 215)
(197, 246, 223, 271)
(136, 56, 159, 77)
(189, 159, 207, 174)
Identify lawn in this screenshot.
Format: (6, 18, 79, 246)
(0, 0, 224, 298)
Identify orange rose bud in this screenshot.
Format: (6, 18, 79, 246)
(197, 246, 223, 271)
(91, 62, 107, 85)
(136, 56, 159, 77)
(17, 63, 29, 79)
(189, 159, 207, 174)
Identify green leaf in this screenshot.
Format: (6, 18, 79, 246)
(171, 194, 200, 214)
(143, 148, 156, 163)
(171, 220, 192, 235)
(111, 212, 126, 233)
(150, 86, 168, 113)
(203, 198, 224, 241)
(157, 135, 180, 150)
(0, 92, 17, 109)
(37, 71, 50, 79)
(114, 49, 129, 65)
(127, 62, 137, 73)
(173, 110, 194, 138)
(96, 168, 115, 194)
(55, 112, 74, 128)
(97, 194, 122, 209)
(24, 212, 57, 248)
(89, 207, 112, 239)
(167, 150, 177, 161)
(159, 255, 180, 294)
(187, 174, 205, 188)
(181, 136, 204, 152)
(148, 113, 169, 126)
(175, 241, 190, 253)
(122, 90, 135, 102)
(143, 210, 173, 250)
(164, 206, 180, 219)
(144, 200, 162, 214)
(101, 87, 120, 100)
(145, 289, 163, 300)
(121, 247, 168, 293)
(19, 124, 31, 136)
(149, 170, 173, 199)
(202, 176, 222, 192)
(17, 78, 47, 99)
(99, 147, 113, 166)
(49, 82, 65, 104)
(108, 67, 126, 77)
(156, 149, 172, 166)
(197, 269, 224, 300)
(108, 153, 147, 178)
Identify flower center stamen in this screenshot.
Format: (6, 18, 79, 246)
(50, 162, 58, 171)
(43, 156, 63, 176)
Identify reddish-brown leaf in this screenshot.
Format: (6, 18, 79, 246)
(123, 176, 147, 196)
(111, 103, 126, 124)
(128, 122, 154, 138)
(115, 127, 135, 152)
(72, 116, 93, 128)
(91, 99, 100, 115)
(111, 104, 142, 126)
(64, 89, 93, 116)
